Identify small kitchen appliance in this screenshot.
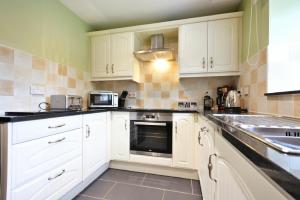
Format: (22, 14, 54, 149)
(89, 91, 118, 108)
(225, 90, 241, 114)
(50, 95, 83, 111)
(203, 92, 213, 111)
(216, 86, 231, 111)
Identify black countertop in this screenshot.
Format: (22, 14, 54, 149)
(0, 108, 199, 123)
(205, 113, 300, 199)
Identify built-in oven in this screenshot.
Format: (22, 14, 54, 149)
(130, 112, 172, 158)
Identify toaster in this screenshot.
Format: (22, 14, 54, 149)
(50, 95, 83, 111)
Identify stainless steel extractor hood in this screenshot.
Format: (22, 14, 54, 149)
(134, 34, 174, 62)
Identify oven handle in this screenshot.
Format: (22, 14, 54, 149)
(133, 122, 167, 126)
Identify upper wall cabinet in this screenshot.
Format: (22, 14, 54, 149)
(179, 18, 240, 77)
(91, 32, 140, 82)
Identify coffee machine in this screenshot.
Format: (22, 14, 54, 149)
(216, 86, 231, 112)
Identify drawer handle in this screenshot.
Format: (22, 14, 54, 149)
(48, 123, 66, 129)
(48, 169, 66, 181)
(48, 137, 66, 144)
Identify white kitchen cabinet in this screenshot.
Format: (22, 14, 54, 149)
(83, 112, 108, 179)
(111, 112, 130, 161)
(91, 32, 140, 81)
(197, 118, 216, 200)
(179, 18, 240, 77)
(173, 113, 195, 169)
(208, 18, 239, 72)
(91, 35, 110, 78)
(179, 22, 208, 74)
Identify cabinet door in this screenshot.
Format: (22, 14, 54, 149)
(179, 22, 208, 74)
(83, 113, 107, 179)
(91, 35, 110, 78)
(197, 120, 216, 200)
(110, 32, 134, 77)
(214, 157, 249, 200)
(111, 112, 130, 161)
(173, 114, 195, 169)
(208, 18, 239, 72)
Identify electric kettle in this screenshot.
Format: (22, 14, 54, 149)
(225, 90, 241, 114)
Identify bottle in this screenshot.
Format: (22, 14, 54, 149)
(203, 92, 213, 111)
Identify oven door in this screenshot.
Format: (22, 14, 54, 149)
(90, 93, 114, 107)
(130, 120, 172, 158)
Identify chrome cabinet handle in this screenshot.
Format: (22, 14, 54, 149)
(48, 137, 66, 144)
(86, 125, 91, 138)
(202, 57, 206, 68)
(208, 154, 217, 182)
(198, 131, 203, 146)
(48, 123, 66, 129)
(125, 120, 128, 131)
(111, 64, 114, 73)
(48, 169, 66, 181)
(210, 57, 213, 68)
(106, 64, 109, 74)
(175, 122, 178, 134)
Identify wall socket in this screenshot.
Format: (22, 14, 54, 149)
(127, 92, 136, 98)
(30, 85, 45, 95)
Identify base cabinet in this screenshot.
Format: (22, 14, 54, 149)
(83, 113, 108, 179)
(173, 114, 195, 169)
(197, 118, 289, 200)
(111, 112, 130, 161)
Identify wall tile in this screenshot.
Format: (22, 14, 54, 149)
(32, 56, 47, 70)
(0, 46, 14, 64)
(0, 80, 14, 96)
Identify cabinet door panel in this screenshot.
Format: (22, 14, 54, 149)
(83, 113, 108, 179)
(179, 22, 208, 74)
(48, 157, 82, 200)
(198, 121, 215, 200)
(208, 18, 239, 72)
(111, 112, 130, 161)
(12, 129, 82, 189)
(91, 35, 110, 78)
(110, 32, 133, 77)
(173, 114, 195, 169)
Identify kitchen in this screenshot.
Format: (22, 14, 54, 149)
(0, 0, 299, 200)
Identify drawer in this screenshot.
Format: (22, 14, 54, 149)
(11, 157, 82, 200)
(12, 129, 82, 189)
(48, 156, 82, 200)
(12, 115, 82, 144)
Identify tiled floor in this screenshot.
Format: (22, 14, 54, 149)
(75, 169, 203, 200)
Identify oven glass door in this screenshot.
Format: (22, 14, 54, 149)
(130, 120, 172, 157)
(90, 94, 113, 106)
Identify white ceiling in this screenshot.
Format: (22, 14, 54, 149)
(60, 0, 241, 30)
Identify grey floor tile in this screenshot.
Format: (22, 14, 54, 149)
(106, 183, 163, 200)
(142, 174, 192, 193)
(163, 191, 202, 200)
(192, 180, 202, 196)
(81, 179, 115, 198)
(100, 169, 145, 185)
(74, 195, 102, 200)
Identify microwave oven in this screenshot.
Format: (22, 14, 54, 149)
(89, 91, 118, 108)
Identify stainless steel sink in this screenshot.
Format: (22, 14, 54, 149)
(212, 114, 300, 154)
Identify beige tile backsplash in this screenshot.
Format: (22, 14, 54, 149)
(93, 60, 237, 109)
(238, 47, 300, 118)
(0, 43, 92, 114)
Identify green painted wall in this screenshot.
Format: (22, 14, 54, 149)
(239, 0, 269, 62)
(0, 0, 91, 70)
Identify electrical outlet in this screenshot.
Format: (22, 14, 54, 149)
(127, 92, 136, 98)
(30, 85, 45, 95)
(243, 86, 250, 96)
